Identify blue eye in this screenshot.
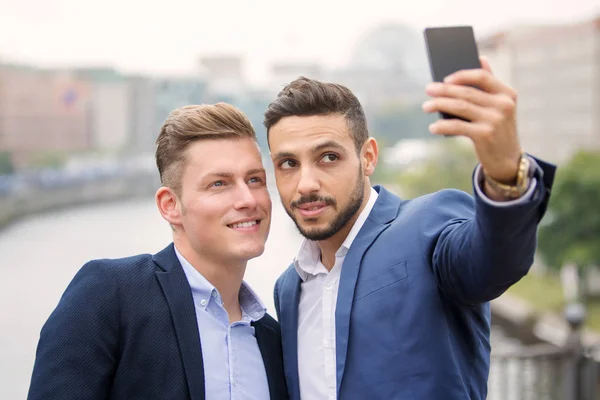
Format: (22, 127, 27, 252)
(211, 181, 225, 187)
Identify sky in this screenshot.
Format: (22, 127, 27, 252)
(0, 0, 597, 84)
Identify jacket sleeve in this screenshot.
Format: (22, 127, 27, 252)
(424, 158, 555, 305)
(28, 261, 120, 400)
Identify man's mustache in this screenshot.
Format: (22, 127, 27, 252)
(291, 194, 336, 208)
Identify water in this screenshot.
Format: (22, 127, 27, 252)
(0, 192, 521, 399)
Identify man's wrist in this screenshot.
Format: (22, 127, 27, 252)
(482, 153, 532, 201)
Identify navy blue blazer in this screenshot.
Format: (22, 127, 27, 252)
(28, 244, 288, 400)
(274, 159, 555, 400)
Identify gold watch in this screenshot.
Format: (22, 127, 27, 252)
(483, 153, 532, 199)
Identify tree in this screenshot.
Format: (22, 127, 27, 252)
(538, 151, 600, 273)
(369, 103, 435, 144)
(390, 138, 478, 198)
(26, 151, 68, 169)
(0, 152, 14, 175)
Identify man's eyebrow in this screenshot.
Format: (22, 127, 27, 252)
(272, 141, 346, 160)
(246, 168, 266, 175)
(272, 151, 296, 160)
(200, 168, 265, 181)
(202, 172, 234, 179)
(311, 140, 346, 154)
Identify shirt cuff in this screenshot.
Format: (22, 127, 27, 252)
(473, 161, 538, 207)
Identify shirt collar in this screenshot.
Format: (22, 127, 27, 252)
(293, 187, 379, 281)
(174, 246, 266, 321)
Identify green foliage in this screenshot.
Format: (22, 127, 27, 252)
(369, 103, 435, 145)
(26, 151, 68, 169)
(0, 152, 14, 175)
(538, 151, 600, 271)
(389, 139, 478, 199)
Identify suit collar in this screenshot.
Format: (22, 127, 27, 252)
(153, 243, 179, 273)
(279, 269, 302, 400)
(335, 185, 401, 394)
(153, 244, 206, 400)
(253, 319, 287, 400)
(370, 185, 401, 225)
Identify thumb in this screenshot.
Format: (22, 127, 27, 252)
(479, 55, 494, 74)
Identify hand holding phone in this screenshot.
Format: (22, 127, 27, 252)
(421, 25, 524, 190)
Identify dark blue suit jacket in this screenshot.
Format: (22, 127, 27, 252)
(28, 244, 288, 400)
(274, 159, 555, 400)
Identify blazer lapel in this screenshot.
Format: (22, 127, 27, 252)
(153, 244, 205, 400)
(335, 186, 400, 395)
(280, 271, 302, 400)
(254, 321, 283, 399)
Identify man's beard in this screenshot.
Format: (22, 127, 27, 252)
(283, 172, 365, 241)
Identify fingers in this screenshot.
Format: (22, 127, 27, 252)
(423, 94, 515, 139)
(425, 82, 517, 120)
(444, 69, 517, 101)
(426, 82, 496, 108)
(422, 97, 492, 123)
(428, 119, 494, 139)
(479, 56, 493, 74)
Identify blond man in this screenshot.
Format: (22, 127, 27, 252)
(28, 104, 288, 400)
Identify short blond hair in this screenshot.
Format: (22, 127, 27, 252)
(155, 103, 257, 195)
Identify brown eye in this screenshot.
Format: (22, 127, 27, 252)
(280, 160, 298, 169)
(320, 154, 338, 163)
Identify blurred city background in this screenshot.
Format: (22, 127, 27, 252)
(1, 0, 599, 398)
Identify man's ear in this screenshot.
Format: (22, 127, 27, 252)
(361, 137, 379, 177)
(156, 186, 182, 227)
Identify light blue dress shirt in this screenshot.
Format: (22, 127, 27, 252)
(175, 248, 270, 400)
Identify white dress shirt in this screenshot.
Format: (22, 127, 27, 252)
(293, 168, 538, 400)
(295, 188, 378, 400)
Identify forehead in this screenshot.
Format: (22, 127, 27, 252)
(268, 114, 354, 154)
(184, 137, 263, 175)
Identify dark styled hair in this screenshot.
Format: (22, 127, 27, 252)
(264, 76, 369, 152)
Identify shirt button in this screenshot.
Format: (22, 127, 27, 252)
(200, 299, 207, 306)
(325, 284, 333, 291)
(211, 292, 217, 298)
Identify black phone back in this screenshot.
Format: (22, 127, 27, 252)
(424, 26, 482, 120)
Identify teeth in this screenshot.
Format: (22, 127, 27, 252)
(309, 206, 321, 211)
(231, 221, 257, 229)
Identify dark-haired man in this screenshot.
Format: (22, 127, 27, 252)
(265, 59, 554, 399)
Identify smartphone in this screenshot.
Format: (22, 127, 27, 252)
(424, 26, 481, 121)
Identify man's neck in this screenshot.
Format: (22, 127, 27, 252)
(318, 227, 351, 271)
(174, 237, 246, 323)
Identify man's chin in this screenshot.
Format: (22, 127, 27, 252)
(297, 226, 336, 242)
(238, 244, 266, 261)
